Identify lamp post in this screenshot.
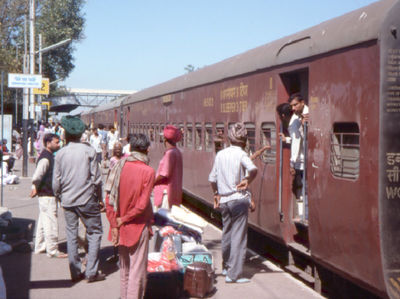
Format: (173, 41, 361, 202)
(36, 36, 71, 121)
(20, 0, 72, 176)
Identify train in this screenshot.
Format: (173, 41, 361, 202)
(81, 0, 400, 297)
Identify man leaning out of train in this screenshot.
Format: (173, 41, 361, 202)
(209, 122, 258, 283)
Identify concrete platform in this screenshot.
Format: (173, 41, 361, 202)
(0, 158, 324, 299)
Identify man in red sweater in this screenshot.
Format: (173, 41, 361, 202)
(105, 133, 154, 299)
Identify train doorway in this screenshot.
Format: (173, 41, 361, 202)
(279, 68, 309, 246)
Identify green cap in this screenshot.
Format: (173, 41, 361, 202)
(61, 115, 85, 136)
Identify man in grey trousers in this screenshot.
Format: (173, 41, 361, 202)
(53, 116, 105, 283)
(209, 122, 258, 283)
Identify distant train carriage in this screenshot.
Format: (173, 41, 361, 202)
(89, 1, 400, 297)
(81, 97, 125, 130)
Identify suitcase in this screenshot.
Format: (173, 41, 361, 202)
(183, 262, 214, 298)
(144, 270, 183, 299)
(179, 242, 213, 271)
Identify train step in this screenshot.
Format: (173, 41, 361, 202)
(284, 265, 315, 285)
(288, 242, 311, 258)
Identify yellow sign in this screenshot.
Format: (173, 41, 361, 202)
(33, 78, 49, 95)
(41, 101, 51, 110)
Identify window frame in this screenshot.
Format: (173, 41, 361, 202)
(260, 122, 277, 164)
(330, 122, 360, 180)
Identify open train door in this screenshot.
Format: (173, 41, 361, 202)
(278, 68, 310, 248)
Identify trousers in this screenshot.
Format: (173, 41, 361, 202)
(34, 196, 59, 256)
(63, 197, 103, 280)
(220, 198, 249, 281)
(119, 226, 149, 299)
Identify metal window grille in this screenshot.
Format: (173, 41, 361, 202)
(186, 123, 193, 148)
(205, 123, 213, 152)
(178, 123, 184, 147)
(215, 123, 225, 152)
(195, 123, 203, 150)
(244, 122, 256, 154)
(159, 124, 164, 143)
(150, 124, 155, 141)
(260, 122, 277, 164)
(330, 123, 360, 180)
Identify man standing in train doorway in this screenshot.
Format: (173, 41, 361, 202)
(209, 123, 258, 283)
(53, 116, 105, 283)
(153, 125, 183, 210)
(287, 93, 309, 218)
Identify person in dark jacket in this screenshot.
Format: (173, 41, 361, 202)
(31, 133, 67, 258)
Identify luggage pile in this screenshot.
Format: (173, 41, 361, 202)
(145, 206, 215, 299)
(0, 207, 32, 255)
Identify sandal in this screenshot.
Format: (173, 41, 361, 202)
(47, 251, 68, 258)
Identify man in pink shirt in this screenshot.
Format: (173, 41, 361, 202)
(105, 134, 155, 299)
(153, 125, 183, 209)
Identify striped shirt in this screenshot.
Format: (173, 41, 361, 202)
(208, 145, 257, 204)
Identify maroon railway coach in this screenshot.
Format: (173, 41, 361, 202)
(81, 97, 125, 130)
(88, 0, 400, 297)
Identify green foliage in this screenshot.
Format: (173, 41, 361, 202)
(0, 0, 86, 100)
(36, 0, 86, 89)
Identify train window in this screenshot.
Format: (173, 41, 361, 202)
(150, 124, 155, 142)
(205, 123, 213, 152)
(159, 124, 164, 143)
(215, 123, 225, 153)
(195, 123, 203, 150)
(330, 122, 360, 180)
(178, 123, 184, 147)
(145, 124, 149, 138)
(186, 123, 193, 148)
(244, 122, 256, 154)
(260, 122, 276, 164)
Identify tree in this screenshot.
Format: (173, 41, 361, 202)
(36, 0, 86, 92)
(0, 0, 26, 72)
(0, 0, 86, 100)
(184, 64, 195, 73)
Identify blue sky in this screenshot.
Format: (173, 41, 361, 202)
(64, 0, 378, 92)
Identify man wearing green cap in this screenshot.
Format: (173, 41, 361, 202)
(53, 115, 105, 283)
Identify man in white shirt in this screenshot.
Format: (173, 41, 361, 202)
(107, 126, 119, 158)
(209, 123, 257, 284)
(287, 93, 309, 201)
(90, 128, 102, 163)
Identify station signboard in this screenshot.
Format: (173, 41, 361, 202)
(8, 73, 42, 88)
(33, 78, 50, 95)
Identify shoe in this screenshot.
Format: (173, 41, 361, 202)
(222, 269, 227, 276)
(71, 273, 85, 283)
(236, 278, 251, 283)
(47, 251, 68, 258)
(225, 276, 250, 283)
(86, 271, 106, 283)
